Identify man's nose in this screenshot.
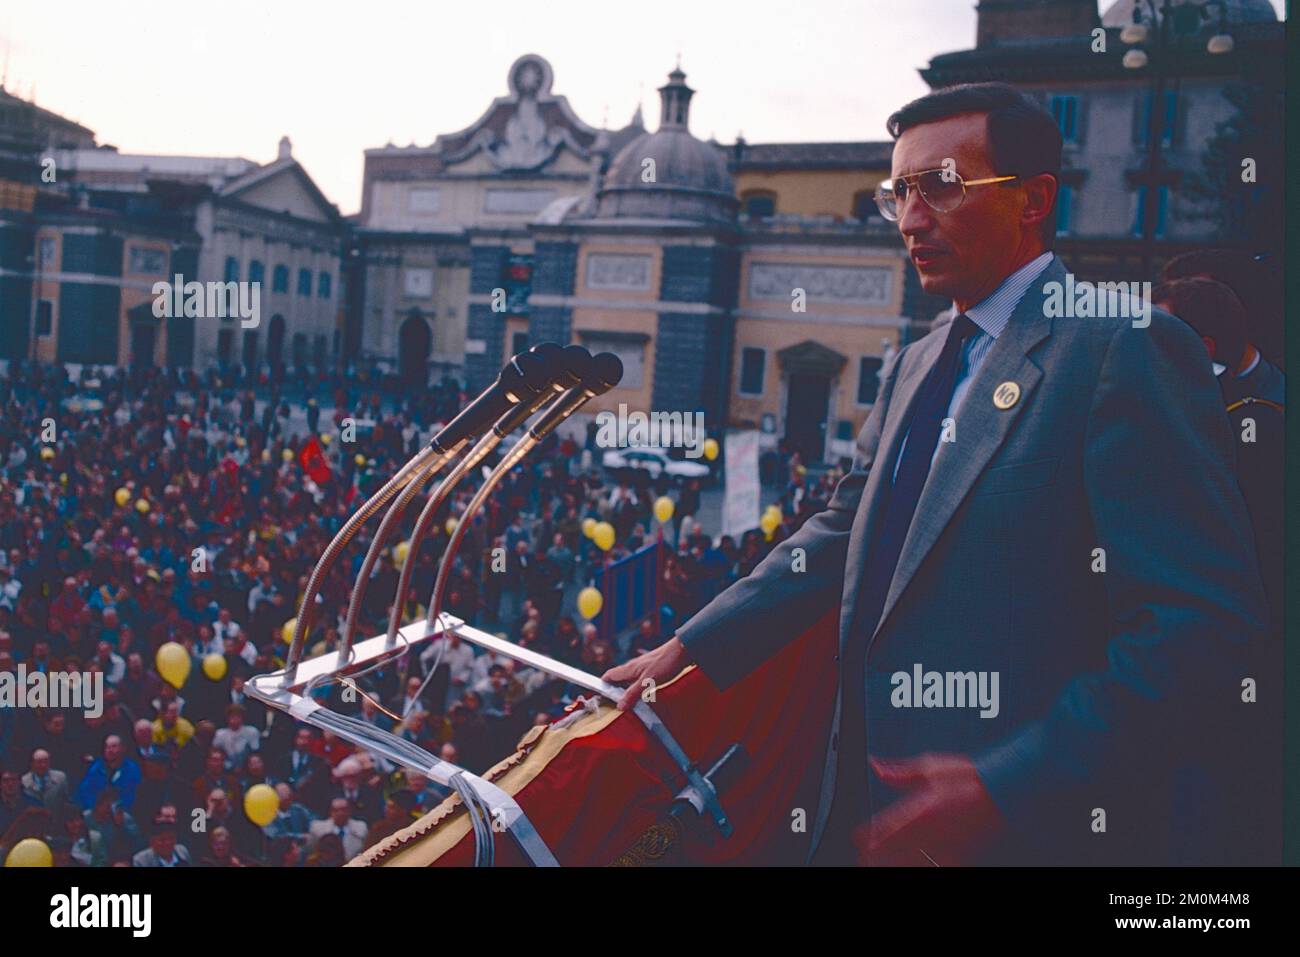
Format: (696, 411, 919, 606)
(896, 188, 935, 238)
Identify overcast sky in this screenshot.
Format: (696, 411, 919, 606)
(1, 0, 1286, 215)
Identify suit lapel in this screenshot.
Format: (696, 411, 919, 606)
(867, 259, 1061, 647)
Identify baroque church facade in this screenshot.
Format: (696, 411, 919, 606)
(353, 54, 931, 464)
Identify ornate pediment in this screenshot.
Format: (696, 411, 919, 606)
(776, 340, 847, 376)
(435, 54, 601, 173)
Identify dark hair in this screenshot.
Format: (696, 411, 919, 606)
(887, 82, 1062, 242)
(1151, 278, 1248, 369)
(1160, 248, 1279, 353)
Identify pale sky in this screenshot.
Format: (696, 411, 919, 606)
(0, 0, 1286, 216)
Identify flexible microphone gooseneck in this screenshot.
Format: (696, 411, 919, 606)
(422, 353, 623, 644)
(335, 350, 563, 661)
(286, 351, 559, 673)
(384, 345, 595, 646)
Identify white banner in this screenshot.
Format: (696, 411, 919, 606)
(723, 429, 761, 540)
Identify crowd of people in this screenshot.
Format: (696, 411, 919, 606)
(3, 245, 1274, 869)
(0, 359, 807, 866)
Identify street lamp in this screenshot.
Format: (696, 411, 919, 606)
(1121, 0, 1235, 274)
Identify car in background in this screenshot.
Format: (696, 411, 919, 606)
(601, 446, 711, 485)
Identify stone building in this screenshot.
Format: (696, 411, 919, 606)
(919, 0, 1284, 278)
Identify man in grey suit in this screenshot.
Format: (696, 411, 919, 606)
(307, 798, 369, 861)
(21, 749, 69, 810)
(604, 83, 1271, 866)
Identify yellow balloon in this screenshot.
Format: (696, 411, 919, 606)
(281, 448, 295, 463)
(759, 510, 780, 535)
(703, 438, 719, 461)
(135, 498, 150, 514)
(593, 521, 615, 552)
(4, 838, 52, 867)
(764, 529, 774, 542)
(281, 618, 297, 644)
(354, 453, 367, 466)
(653, 496, 674, 524)
(114, 487, 131, 507)
(202, 653, 227, 682)
(261, 449, 271, 463)
(445, 517, 458, 535)
(243, 783, 279, 826)
(581, 517, 597, 539)
(394, 540, 410, 567)
(577, 586, 603, 619)
(320, 433, 332, 447)
(155, 642, 190, 689)
(39, 446, 56, 461)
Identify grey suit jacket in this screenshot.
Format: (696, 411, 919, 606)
(677, 255, 1270, 865)
(307, 818, 368, 860)
(21, 769, 69, 810)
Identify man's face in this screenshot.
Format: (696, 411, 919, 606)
(891, 113, 1038, 307)
(103, 736, 123, 764)
(151, 831, 176, 857)
(0, 771, 19, 798)
(294, 730, 312, 751)
(32, 751, 50, 776)
(210, 829, 230, 856)
(330, 800, 350, 826)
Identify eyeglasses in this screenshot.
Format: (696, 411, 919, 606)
(874, 169, 1019, 221)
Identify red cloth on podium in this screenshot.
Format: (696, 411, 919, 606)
(357, 610, 839, 866)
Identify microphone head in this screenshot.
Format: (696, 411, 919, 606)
(555, 345, 593, 388)
(528, 341, 564, 365)
(585, 352, 624, 396)
(529, 341, 581, 390)
(506, 351, 550, 401)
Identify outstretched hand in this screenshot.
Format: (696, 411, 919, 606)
(600, 636, 691, 711)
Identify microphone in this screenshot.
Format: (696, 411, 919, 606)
(525, 351, 623, 440)
(378, 345, 594, 647)
(422, 352, 621, 639)
(488, 344, 594, 438)
(427, 350, 556, 453)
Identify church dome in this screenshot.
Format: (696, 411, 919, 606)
(597, 65, 737, 224)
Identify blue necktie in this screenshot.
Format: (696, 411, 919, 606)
(828, 314, 978, 845)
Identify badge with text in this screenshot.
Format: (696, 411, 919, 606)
(993, 381, 1020, 410)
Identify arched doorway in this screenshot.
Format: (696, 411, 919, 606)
(242, 329, 259, 374)
(777, 340, 845, 465)
(267, 314, 286, 369)
(399, 313, 431, 389)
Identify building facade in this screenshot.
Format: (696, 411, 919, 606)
(1, 96, 347, 373)
(919, 0, 1284, 278)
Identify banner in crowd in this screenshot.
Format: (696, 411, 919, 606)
(723, 429, 761, 539)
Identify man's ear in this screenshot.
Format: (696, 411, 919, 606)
(1021, 172, 1059, 236)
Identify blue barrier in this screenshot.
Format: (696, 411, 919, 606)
(594, 539, 664, 642)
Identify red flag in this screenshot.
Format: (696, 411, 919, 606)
(298, 437, 332, 486)
(214, 457, 241, 525)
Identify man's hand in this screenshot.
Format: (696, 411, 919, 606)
(850, 753, 1006, 866)
(600, 636, 691, 711)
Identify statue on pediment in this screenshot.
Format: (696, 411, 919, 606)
(489, 56, 561, 171)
